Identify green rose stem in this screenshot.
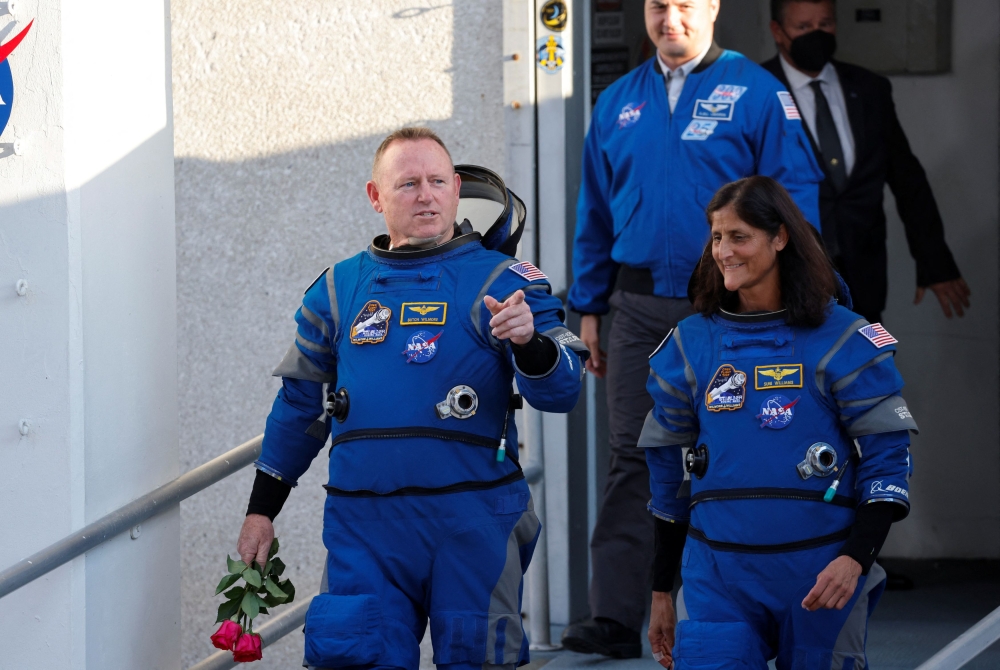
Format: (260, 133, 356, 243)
(214, 537, 296, 646)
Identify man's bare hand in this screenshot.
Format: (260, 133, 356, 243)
(238, 514, 275, 569)
(484, 290, 534, 345)
(580, 314, 607, 378)
(802, 555, 862, 612)
(648, 590, 677, 668)
(915, 278, 971, 318)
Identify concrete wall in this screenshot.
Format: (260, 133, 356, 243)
(171, 2, 507, 666)
(0, 0, 179, 667)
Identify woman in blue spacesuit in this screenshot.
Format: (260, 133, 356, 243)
(642, 176, 914, 670)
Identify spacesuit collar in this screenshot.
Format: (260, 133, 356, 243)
(716, 308, 788, 323)
(653, 41, 724, 76)
(370, 227, 482, 260)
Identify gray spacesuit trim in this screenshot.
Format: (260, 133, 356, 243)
(816, 318, 869, 397)
(638, 410, 696, 447)
(670, 328, 699, 398)
(471, 259, 518, 342)
(300, 305, 331, 340)
(650, 370, 691, 405)
(486, 506, 540, 664)
(831, 351, 894, 394)
(325, 267, 340, 338)
(830, 562, 885, 670)
(847, 395, 919, 436)
(296, 333, 331, 354)
(661, 406, 695, 417)
(271, 342, 337, 382)
(837, 393, 891, 409)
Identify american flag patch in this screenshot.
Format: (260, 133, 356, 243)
(777, 91, 801, 120)
(508, 261, 547, 282)
(858, 323, 898, 348)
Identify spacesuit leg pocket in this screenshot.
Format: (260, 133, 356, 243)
(674, 620, 767, 670)
(303, 593, 383, 667)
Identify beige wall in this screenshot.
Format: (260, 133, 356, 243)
(171, 1, 506, 666)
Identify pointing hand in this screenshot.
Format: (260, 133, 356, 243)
(484, 290, 534, 346)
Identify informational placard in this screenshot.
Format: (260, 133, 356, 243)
(591, 47, 630, 103)
(593, 11, 624, 47)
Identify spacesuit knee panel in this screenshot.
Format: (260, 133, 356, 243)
(674, 620, 768, 670)
(304, 593, 395, 668)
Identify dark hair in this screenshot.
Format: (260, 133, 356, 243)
(691, 176, 838, 327)
(770, 0, 834, 23)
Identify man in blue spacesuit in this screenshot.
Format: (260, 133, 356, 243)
(564, 0, 825, 656)
(235, 127, 587, 669)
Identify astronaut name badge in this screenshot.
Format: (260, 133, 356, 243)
(403, 330, 441, 364)
(757, 394, 800, 429)
(681, 120, 717, 141)
(350, 300, 391, 345)
(755, 364, 803, 390)
(401, 302, 447, 326)
(705, 364, 747, 412)
(693, 100, 734, 121)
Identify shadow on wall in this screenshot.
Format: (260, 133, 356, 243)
(175, 3, 505, 669)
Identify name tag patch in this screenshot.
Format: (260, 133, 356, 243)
(400, 302, 447, 326)
(693, 99, 734, 121)
(705, 364, 747, 411)
(682, 120, 718, 141)
(707, 84, 747, 103)
(755, 364, 803, 390)
(350, 300, 391, 344)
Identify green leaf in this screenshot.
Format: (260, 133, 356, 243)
(264, 577, 288, 600)
(261, 592, 283, 607)
(268, 537, 280, 559)
(279, 579, 296, 604)
(243, 566, 262, 588)
(270, 557, 286, 578)
(216, 597, 240, 623)
(224, 586, 245, 603)
(241, 589, 260, 619)
(226, 555, 247, 575)
(255, 593, 269, 609)
(214, 573, 240, 595)
(263, 560, 272, 576)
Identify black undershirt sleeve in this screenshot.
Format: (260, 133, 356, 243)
(652, 518, 689, 592)
(838, 503, 896, 575)
(511, 330, 559, 376)
(246, 470, 293, 521)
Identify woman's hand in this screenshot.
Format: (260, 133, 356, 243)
(802, 555, 862, 611)
(580, 314, 607, 378)
(648, 590, 677, 668)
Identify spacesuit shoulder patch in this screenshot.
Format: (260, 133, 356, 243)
(858, 323, 898, 349)
(507, 261, 547, 282)
(705, 364, 747, 411)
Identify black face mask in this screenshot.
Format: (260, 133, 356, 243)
(788, 29, 837, 72)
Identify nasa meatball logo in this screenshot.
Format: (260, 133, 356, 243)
(757, 394, 800, 430)
(617, 102, 646, 129)
(350, 300, 391, 345)
(0, 21, 34, 140)
(403, 330, 442, 364)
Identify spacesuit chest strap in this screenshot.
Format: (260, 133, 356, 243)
(689, 487, 855, 509)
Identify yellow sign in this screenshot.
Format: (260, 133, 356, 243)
(754, 364, 803, 390)
(400, 302, 448, 326)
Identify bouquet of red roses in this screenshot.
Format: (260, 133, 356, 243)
(209, 538, 296, 663)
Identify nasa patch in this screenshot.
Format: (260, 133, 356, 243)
(693, 100, 734, 121)
(0, 22, 34, 140)
(400, 302, 447, 326)
(707, 84, 748, 103)
(681, 120, 718, 141)
(705, 364, 747, 411)
(617, 102, 646, 129)
(757, 394, 800, 429)
(402, 330, 442, 364)
(350, 300, 392, 345)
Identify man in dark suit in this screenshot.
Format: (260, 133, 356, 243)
(762, 0, 970, 323)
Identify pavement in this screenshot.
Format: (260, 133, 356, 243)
(458, 559, 1000, 670)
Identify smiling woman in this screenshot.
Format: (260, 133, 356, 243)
(691, 175, 838, 326)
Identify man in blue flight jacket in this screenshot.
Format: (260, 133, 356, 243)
(563, 0, 825, 657)
(235, 127, 588, 670)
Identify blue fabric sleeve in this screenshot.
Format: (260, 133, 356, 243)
(568, 114, 620, 315)
(642, 331, 699, 522)
(753, 85, 824, 229)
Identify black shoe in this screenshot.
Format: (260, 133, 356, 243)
(560, 617, 642, 659)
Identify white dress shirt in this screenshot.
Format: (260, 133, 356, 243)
(657, 42, 713, 113)
(779, 55, 855, 176)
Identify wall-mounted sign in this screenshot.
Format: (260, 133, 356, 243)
(537, 35, 566, 73)
(0, 21, 33, 140)
(540, 0, 568, 32)
(593, 11, 624, 46)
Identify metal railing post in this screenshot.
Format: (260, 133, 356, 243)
(522, 405, 559, 651)
(914, 604, 1000, 670)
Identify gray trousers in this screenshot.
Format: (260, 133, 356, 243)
(589, 291, 694, 631)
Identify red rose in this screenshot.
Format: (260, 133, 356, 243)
(233, 632, 263, 662)
(210, 620, 242, 650)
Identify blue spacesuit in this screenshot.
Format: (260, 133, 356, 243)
(640, 305, 914, 669)
(570, 49, 824, 314)
(256, 219, 586, 668)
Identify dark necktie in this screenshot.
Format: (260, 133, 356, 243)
(809, 80, 847, 192)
